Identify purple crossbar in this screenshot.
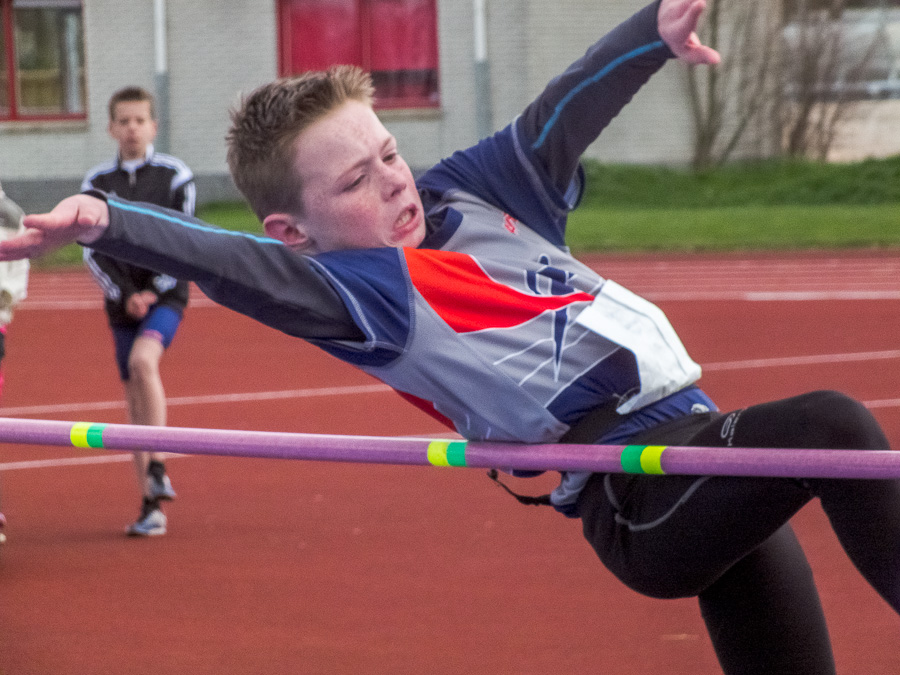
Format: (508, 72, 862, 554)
(1, 417, 899, 479)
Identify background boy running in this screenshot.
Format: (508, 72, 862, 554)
(81, 87, 195, 536)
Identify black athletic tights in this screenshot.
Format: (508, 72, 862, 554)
(576, 390, 900, 675)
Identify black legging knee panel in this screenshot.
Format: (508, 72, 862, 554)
(687, 390, 900, 611)
(577, 390, 900, 673)
(687, 390, 889, 453)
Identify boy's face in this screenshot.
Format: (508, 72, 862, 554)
(274, 100, 425, 254)
(108, 100, 157, 161)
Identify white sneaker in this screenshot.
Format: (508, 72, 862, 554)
(149, 473, 177, 501)
(126, 508, 167, 537)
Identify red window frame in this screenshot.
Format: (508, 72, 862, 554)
(0, 0, 87, 122)
(277, 0, 440, 110)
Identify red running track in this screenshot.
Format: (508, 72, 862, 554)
(1, 251, 899, 674)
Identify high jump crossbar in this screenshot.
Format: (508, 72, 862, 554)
(0, 417, 898, 479)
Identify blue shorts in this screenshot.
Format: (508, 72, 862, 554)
(111, 305, 182, 381)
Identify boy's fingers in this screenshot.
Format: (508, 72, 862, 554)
(25, 196, 108, 244)
(682, 0, 706, 28)
(0, 195, 109, 261)
(22, 203, 79, 232)
(682, 40, 721, 66)
(22, 212, 57, 230)
(660, 0, 721, 65)
(666, 0, 703, 36)
(659, 0, 700, 41)
(0, 228, 50, 260)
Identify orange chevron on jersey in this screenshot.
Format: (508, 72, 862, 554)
(403, 248, 594, 334)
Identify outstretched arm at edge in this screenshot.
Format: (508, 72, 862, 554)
(418, 0, 719, 247)
(525, 0, 720, 193)
(0, 194, 364, 341)
(0, 194, 108, 260)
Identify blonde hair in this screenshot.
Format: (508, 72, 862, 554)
(226, 65, 375, 220)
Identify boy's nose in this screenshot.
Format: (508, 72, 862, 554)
(380, 167, 406, 198)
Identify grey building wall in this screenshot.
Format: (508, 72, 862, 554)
(1, 0, 278, 212)
(383, 0, 696, 173)
(0, 0, 730, 213)
(164, 1, 278, 183)
(1, 0, 155, 209)
(501, 0, 694, 164)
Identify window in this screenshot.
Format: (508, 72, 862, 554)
(278, 0, 439, 110)
(782, 0, 900, 100)
(1, 0, 86, 121)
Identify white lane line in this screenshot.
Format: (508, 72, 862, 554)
(642, 291, 900, 302)
(0, 351, 896, 418)
(1, 454, 135, 471)
(0, 383, 393, 417)
(742, 291, 900, 301)
(703, 350, 900, 372)
(866, 399, 900, 409)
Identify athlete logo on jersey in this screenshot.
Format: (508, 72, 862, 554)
(503, 213, 519, 235)
(526, 255, 581, 378)
(404, 249, 593, 381)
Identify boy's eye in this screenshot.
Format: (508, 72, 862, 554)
(346, 175, 364, 190)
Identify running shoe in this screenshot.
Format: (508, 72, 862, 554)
(148, 473, 177, 501)
(126, 508, 167, 537)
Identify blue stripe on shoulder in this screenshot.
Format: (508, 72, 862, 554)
(109, 198, 282, 245)
(308, 248, 412, 367)
(533, 40, 664, 151)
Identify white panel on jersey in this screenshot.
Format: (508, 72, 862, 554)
(575, 280, 701, 414)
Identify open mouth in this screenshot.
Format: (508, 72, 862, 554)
(394, 205, 419, 237)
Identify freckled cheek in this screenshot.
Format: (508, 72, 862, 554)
(344, 195, 389, 228)
(327, 206, 378, 246)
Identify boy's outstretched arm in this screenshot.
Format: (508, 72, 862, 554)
(421, 0, 722, 245)
(523, 0, 720, 200)
(0, 195, 108, 261)
(2, 193, 363, 340)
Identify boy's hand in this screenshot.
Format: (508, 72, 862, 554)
(659, 0, 721, 65)
(125, 290, 158, 320)
(0, 194, 109, 261)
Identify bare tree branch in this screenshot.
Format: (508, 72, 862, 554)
(686, 0, 881, 167)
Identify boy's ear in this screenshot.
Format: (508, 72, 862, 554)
(263, 213, 311, 252)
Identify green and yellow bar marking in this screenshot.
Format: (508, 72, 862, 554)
(621, 445, 667, 474)
(427, 439, 468, 467)
(70, 422, 107, 449)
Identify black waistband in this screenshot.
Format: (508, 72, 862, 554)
(559, 399, 622, 445)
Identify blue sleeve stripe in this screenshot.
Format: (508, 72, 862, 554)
(532, 40, 664, 151)
(109, 197, 283, 245)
